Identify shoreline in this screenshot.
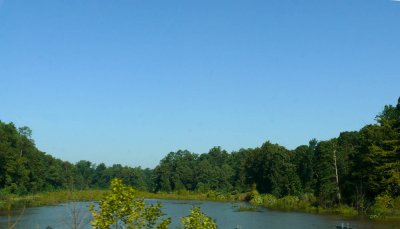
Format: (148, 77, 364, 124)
(1, 190, 399, 222)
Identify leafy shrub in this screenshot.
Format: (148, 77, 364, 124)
(195, 182, 208, 193)
(370, 194, 393, 219)
(262, 194, 277, 208)
(0, 189, 11, 201)
(216, 194, 226, 201)
(299, 193, 316, 204)
(333, 205, 358, 216)
(391, 196, 400, 216)
(235, 193, 248, 201)
(89, 178, 171, 229)
(90, 178, 219, 229)
(276, 196, 299, 210)
(177, 189, 189, 195)
(181, 206, 217, 229)
(206, 190, 217, 198)
(297, 193, 317, 211)
(243, 183, 259, 201)
(249, 194, 262, 206)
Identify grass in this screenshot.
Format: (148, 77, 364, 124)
(0, 190, 106, 210)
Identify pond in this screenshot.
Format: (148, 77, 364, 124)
(0, 199, 398, 229)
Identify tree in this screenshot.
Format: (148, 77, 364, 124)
(314, 140, 340, 207)
(18, 126, 32, 141)
(90, 178, 218, 229)
(153, 150, 198, 192)
(361, 98, 400, 197)
(75, 160, 95, 189)
(181, 206, 217, 229)
(90, 178, 171, 229)
(93, 163, 109, 189)
(294, 139, 317, 193)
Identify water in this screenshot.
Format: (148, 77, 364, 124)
(0, 199, 398, 229)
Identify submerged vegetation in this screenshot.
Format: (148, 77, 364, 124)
(0, 97, 400, 220)
(232, 204, 260, 212)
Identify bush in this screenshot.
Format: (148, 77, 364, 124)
(299, 193, 316, 204)
(235, 193, 248, 201)
(370, 194, 393, 219)
(90, 179, 218, 229)
(177, 189, 189, 195)
(89, 178, 171, 229)
(245, 190, 259, 202)
(262, 194, 277, 208)
(216, 194, 227, 201)
(276, 196, 299, 210)
(181, 206, 218, 229)
(249, 194, 262, 206)
(333, 205, 358, 217)
(206, 190, 217, 199)
(195, 183, 209, 193)
(391, 196, 400, 216)
(0, 189, 11, 201)
(297, 193, 317, 211)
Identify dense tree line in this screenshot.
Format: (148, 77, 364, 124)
(153, 97, 400, 210)
(0, 123, 152, 194)
(1, 97, 399, 211)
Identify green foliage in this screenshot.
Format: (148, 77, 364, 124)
(242, 142, 301, 197)
(249, 194, 262, 206)
(206, 190, 217, 199)
(275, 196, 299, 210)
(297, 193, 317, 210)
(181, 206, 218, 229)
(89, 178, 171, 229)
(262, 194, 278, 208)
(153, 148, 234, 193)
(333, 205, 358, 217)
(0, 121, 153, 195)
(89, 180, 218, 229)
(314, 140, 339, 207)
(294, 140, 317, 194)
(244, 184, 259, 201)
(252, 193, 319, 213)
(177, 189, 189, 195)
(370, 194, 393, 219)
(369, 194, 400, 219)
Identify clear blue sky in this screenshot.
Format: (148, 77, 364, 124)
(0, 0, 399, 168)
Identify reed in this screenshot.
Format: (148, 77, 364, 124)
(247, 193, 360, 217)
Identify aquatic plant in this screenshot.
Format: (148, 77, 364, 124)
(233, 204, 259, 212)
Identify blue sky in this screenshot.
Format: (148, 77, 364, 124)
(0, 0, 399, 168)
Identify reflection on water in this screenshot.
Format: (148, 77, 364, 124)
(0, 199, 398, 229)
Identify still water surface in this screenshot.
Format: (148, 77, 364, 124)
(0, 199, 398, 229)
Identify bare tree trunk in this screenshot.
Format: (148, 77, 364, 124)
(333, 149, 341, 204)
